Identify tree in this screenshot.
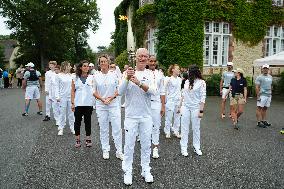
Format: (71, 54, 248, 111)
(0, 44, 6, 69)
(115, 50, 128, 70)
(0, 0, 100, 70)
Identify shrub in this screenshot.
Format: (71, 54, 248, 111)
(206, 74, 221, 96)
(115, 50, 128, 70)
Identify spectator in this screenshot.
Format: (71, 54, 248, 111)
(3, 69, 9, 88)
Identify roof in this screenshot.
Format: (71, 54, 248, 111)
(0, 40, 17, 61)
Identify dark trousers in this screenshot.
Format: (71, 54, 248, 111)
(17, 78, 22, 87)
(74, 106, 93, 136)
(4, 78, 9, 88)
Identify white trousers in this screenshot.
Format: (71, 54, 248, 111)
(122, 117, 152, 173)
(52, 100, 60, 125)
(45, 96, 52, 117)
(180, 107, 201, 151)
(151, 107, 161, 145)
(96, 107, 122, 153)
(165, 103, 180, 134)
(58, 99, 75, 130)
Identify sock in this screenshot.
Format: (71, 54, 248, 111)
(25, 101, 31, 113)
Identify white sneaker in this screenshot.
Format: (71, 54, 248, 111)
(121, 103, 125, 108)
(116, 152, 124, 160)
(152, 147, 159, 159)
(165, 133, 171, 139)
(181, 150, 188, 157)
(58, 129, 63, 136)
(141, 170, 154, 183)
(137, 135, 140, 142)
(103, 151, 109, 160)
(124, 172, 132, 185)
(173, 132, 181, 139)
(194, 148, 202, 156)
(70, 128, 75, 135)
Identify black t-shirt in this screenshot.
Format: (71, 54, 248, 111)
(230, 77, 247, 95)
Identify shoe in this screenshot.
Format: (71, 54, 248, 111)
(85, 139, 92, 147)
(280, 128, 284, 134)
(43, 116, 50, 121)
(257, 122, 266, 128)
(116, 152, 124, 160)
(103, 151, 109, 159)
(262, 121, 271, 127)
(22, 113, 28, 116)
(221, 114, 226, 119)
(137, 135, 140, 142)
(121, 103, 125, 108)
(152, 147, 159, 159)
(173, 132, 181, 139)
(181, 150, 188, 157)
(141, 170, 154, 183)
(124, 172, 132, 185)
(37, 111, 43, 115)
(229, 114, 232, 118)
(165, 133, 171, 139)
(75, 140, 81, 148)
(70, 128, 75, 135)
(58, 129, 63, 136)
(194, 148, 202, 156)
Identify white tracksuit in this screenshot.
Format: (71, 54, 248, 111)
(119, 69, 157, 174)
(94, 71, 122, 154)
(45, 70, 52, 117)
(180, 79, 206, 151)
(164, 76, 182, 134)
(150, 70, 165, 145)
(55, 73, 75, 130)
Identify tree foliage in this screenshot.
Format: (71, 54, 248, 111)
(115, 50, 128, 70)
(0, 44, 6, 69)
(0, 0, 100, 70)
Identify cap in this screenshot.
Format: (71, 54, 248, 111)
(25, 62, 35, 67)
(262, 64, 269, 69)
(227, 62, 233, 66)
(89, 63, 95, 67)
(236, 68, 244, 74)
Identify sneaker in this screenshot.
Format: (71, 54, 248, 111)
(116, 152, 124, 160)
(141, 170, 154, 183)
(37, 111, 43, 115)
(257, 122, 266, 128)
(43, 116, 50, 121)
(121, 103, 125, 108)
(165, 133, 171, 139)
(70, 128, 75, 135)
(280, 128, 284, 134)
(22, 113, 28, 116)
(124, 172, 132, 185)
(262, 121, 271, 127)
(75, 140, 81, 148)
(173, 132, 181, 139)
(229, 114, 232, 118)
(58, 129, 63, 136)
(181, 150, 188, 157)
(194, 148, 202, 156)
(103, 151, 109, 160)
(152, 147, 159, 159)
(221, 114, 226, 119)
(137, 135, 140, 142)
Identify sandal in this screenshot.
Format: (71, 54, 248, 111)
(85, 139, 92, 147)
(75, 140, 81, 148)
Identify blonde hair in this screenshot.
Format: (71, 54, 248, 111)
(49, 61, 57, 65)
(168, 64, 179, 76)
(60, 61, 71, 73)
(98, 54, 111, 64)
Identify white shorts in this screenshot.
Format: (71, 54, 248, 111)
(25, 86, 40, 100)
(222, 88, 230, 99)
(257, 96, 271, 108)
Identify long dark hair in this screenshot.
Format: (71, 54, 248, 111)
(188, 65, 203, 89)
(76, 60, 90, 77)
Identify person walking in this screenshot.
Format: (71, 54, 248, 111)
(255, 64, 273, 128)
(220, 62, 234, 119)
(225, 68, 247, 130)
(164, 64, 182, 138)
(3, 69, 9, 88)
(119, 48, 156, 185)
(22, 62, 43, 116)
(0, 68, 3, 89)
(93, 55, 123, 160)
(179, 65, 206, 156)
(55, 61, 75, 135)
(71, 60, 94, 148)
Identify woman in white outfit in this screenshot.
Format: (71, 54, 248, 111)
(55, 61, 75, 136)
(164, 64, 182, 138)
(93, 55, 123, 160)
(179, 65, 206, 156)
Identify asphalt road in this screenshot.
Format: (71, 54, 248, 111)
(0, 88, 283, 189)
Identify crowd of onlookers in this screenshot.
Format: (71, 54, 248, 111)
(0, 66, 25, 89)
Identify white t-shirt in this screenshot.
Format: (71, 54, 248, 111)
(182, 79, 206, 109)
(73, 75, 94, 107)
(165, 76, 182, 102)
(55, 73, 73, 100)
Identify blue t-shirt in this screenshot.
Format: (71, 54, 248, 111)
(3, 71, 8, 78)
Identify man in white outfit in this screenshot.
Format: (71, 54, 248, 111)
(148, 55, 165, 159)
(119, 48, 157, 185)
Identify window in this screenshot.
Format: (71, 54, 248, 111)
(265, 26, 284, 56)
(203, 22, 231, 66)
(273, 0, 283, 6)
(146, 28, 158, 56)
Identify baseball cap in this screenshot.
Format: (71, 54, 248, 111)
(89, 63, 95, 67)
(262, 64, 269, 69)
(227, 62, 233, 66)
(25, 62, 35, 67)
(236, 68, 244, 74)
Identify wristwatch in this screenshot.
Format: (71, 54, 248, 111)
(138, 82, 143, 88)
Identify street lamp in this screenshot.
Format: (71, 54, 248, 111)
(128, 50, 136, 68)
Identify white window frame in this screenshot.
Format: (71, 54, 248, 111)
(146, 28, 158, 56)
(203, 22, 231, 67)
(265, 25, 284, 57)
(272, 0, 283, 6)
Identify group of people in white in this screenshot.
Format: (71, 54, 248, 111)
(21, 47, 274, 185)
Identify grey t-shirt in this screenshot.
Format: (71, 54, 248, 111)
(255, 74, 272, 97)
(24, 69, 41, 86)
(222, 71, 235, 87)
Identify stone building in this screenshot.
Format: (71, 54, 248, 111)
(0, 39, 18, 69)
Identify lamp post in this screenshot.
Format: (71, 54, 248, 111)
(128, 50, 135, 68)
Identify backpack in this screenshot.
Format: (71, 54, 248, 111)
(28, 70, 39, 81)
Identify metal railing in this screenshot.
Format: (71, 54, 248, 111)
(139, 0, 154, 8)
